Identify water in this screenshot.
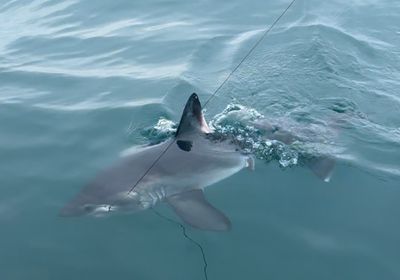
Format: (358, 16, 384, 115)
(1, 0, 400, 279)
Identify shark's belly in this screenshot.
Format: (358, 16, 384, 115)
(61, 138, 251, 216)
(129, 151, 249, 209)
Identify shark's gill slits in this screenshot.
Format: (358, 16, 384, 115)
(139, 187, 167, 208)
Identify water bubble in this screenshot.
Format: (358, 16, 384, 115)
(210, 103, 301, 168)
(141, 117, 177, 143)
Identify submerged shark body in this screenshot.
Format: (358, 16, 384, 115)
(61, 93, 253, 231)
(252, 119, 335, 182)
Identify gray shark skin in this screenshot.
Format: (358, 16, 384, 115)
(61, 93, 253, 231)
(252, 119, 335, 182)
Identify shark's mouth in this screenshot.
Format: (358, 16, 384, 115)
(60, 202, 114, 217)
(88, 204, 114, 216)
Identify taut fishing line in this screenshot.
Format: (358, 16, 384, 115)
(152, 209, 209, 280)
(127, 0, 297, 279)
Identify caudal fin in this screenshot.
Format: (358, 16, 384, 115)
(306, 156, 335, 182)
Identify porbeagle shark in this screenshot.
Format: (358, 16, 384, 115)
(61, 93, 254, 231)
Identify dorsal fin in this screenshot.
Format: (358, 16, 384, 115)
(175, 93, 211, 137)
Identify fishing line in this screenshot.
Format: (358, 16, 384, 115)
(127, 0, 297, 196)
(202, 0, 297, 108)
(126, 1, 297, 279)
(152, 209, 209, 280)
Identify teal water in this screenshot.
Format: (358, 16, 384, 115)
(1, 0, 400, 279)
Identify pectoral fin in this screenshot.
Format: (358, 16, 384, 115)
(167, 189, 231, 231)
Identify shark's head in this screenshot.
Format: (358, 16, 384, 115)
(59, 203, 90, 217)
(59, 195, 100, 217)
(175, 93, 212, 137)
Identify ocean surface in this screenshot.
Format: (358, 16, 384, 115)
(1, 0, 400, 279)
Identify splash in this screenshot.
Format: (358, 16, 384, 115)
(140, 117, 177, 144)
(142, 104, 321, 169)
(209, 103, 299, 168)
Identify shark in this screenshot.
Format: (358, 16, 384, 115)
(61, 93, 254, 231)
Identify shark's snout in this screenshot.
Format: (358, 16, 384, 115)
(60, 203, 121, 218)
(59, 203, 91, 217)
(59, 188, 106, 217)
